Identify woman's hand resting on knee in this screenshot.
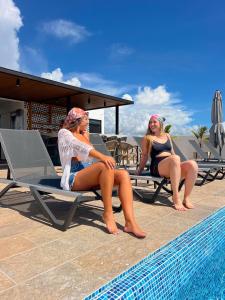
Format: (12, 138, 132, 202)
(101, 155, 116, 169)
(89, 149, 116, 169)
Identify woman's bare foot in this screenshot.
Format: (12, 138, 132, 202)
(172, 196, 187, 211)
(102, 212, 119, 235)
(124, 221, 146, 238)
(183, 197, 194, 209)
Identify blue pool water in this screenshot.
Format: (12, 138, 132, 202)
(85, 207, 225, 300)
(177, 239, 225, 299)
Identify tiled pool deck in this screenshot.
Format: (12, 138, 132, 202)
(0, 169, 224, 299)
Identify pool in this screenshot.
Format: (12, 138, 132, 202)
(85, 206, 225, 300)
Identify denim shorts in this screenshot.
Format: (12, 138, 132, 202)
(69, 161, 92, 190)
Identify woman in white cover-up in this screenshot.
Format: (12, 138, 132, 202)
(58, 107, 146, 238)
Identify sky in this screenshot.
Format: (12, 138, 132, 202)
(1, 0, 225, 135)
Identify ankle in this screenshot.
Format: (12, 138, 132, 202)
(172, 194, 180, 201)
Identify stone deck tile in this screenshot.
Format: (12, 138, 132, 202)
(0, 173, 224, 299)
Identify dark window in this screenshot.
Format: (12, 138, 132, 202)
(89, 119, 102, 133)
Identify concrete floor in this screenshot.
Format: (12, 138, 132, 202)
(0, 169, 224, 299)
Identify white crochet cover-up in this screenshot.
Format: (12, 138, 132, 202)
(58, 129, 94, 190)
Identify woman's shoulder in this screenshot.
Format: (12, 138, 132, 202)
(144, 134, 153, 142)
(58, 128, 72, 137)
(58, 128, 71, 135)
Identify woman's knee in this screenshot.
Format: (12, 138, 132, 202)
(188, 160, 198, 172)
(170, 154, 180, 166)
(96, 162, 114, 175)
(115, 169, 130, 182)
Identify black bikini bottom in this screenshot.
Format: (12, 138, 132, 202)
(150, 156, 169, 177)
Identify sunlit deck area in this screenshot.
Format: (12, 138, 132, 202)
(0, 168, 224, 299)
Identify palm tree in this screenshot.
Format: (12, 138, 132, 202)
(191, 126, 208, 147)
(164, 124, 172, 134)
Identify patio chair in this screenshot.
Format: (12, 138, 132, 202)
(172, 140, 225, 184)
(117, 141, 138, 167)
(106, 135, 118, 142)
(0, 129, 121, 231)
(105, 140, 119, 161)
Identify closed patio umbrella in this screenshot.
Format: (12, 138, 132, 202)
(209, 90, 225, 155)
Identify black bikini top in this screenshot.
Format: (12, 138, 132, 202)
(150, 137, 172, 160)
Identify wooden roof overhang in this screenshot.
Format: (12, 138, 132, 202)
(0, 67, 133, 110)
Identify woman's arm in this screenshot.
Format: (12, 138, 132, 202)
(58, 129, 115, 169)
(137, 136, 151, 175)
(89, 148, 116, 169)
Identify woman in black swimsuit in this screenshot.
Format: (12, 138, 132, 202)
(137, 114, 198, 211)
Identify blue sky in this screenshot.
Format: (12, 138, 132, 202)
(1, 0, 225, 134)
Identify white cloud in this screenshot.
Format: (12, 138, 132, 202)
(136, 86, 171, 105)
(41, 68, 81, 87)
(0, 0, 23, 70)
(104, 85, 193, 136)
(65, 77, 82, 87)
(41, 19, 90, 43)
(122, 94, 133, 101)
(41, 68, 63, 82)
(41, 68, 194, 136)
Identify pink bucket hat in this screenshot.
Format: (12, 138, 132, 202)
(63, 107, 88, 128)
(149, 114, 165, 123)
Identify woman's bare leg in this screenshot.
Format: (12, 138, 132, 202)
(72, 162, 118, 234)
(114, 170, 146, 238)
(158, 155, 186, 211)
(181, 160, 198, 208)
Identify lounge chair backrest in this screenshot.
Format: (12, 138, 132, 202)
(89, 133, 111, 157)
(202, 141, 222, 160)
(171, 140, 188, 162)
(0, 129, 57, 180)
(89, 133, 104, 145)
(133, 136, 143, 148)
(188, 140, 208, 159)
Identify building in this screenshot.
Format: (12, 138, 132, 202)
(0, 67, 133, 162)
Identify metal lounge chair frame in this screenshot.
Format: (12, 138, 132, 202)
(172, 140, 224, 184)
(0, 129, 121, 231)
(129, 171, 184, 203)
(188, 139, 225, 180)
(202, 140, 225, 162)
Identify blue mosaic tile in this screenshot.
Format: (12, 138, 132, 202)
(85, 206, 225, 300)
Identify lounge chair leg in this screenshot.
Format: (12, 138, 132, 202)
(196, 170, 211, 186)
(92, 190, 102, 200)
(62, 196, 82, 231)
(134, 178, 167, 204)
(7, 167, 10, 180)
(150, 179, 167, 203)
(0, 182, 17, 199)
(113, 204, 122, 213)
(30, 186, 62, 229)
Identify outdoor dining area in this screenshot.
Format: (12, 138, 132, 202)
(100, 135, 141, 167)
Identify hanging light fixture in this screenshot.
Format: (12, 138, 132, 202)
(16, 78, 20, 87)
